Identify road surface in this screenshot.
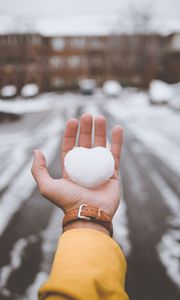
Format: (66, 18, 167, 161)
(0, 91, 179, 300)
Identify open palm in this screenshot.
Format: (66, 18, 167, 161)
(32, 114, 123, 219)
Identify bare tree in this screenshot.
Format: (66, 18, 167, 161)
(112, 3, 159, 88)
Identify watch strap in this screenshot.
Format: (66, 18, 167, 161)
(62, 204, 113, 236)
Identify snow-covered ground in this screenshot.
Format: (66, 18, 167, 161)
(0, 93, 60, 115)
(105, 90, 180, 288)
(0, 90, 180, 298)
(0, 117, 64, 236)
(0, 93, 81, 298)
(106, 90, 180, 177)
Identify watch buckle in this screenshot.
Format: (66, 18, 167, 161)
(78, 204, 91, 220)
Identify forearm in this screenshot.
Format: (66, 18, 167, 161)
(38, 229, 128, 300)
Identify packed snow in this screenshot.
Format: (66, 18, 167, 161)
(0, 89, 180, 298)
(0, 85, 17, 98)
(64, 146, 115, 188)
(103, 80, 122, 97)
(169, 94, 180, 111)
(21, 84, 39, 98)
(0, 93, 57, 115)
(149, 80, 176, 104)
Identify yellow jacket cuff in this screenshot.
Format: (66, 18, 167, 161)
(38, 228, 129, 300)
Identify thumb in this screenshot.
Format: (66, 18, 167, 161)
(31, 149, 53, 196)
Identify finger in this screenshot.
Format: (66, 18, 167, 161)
(94, 115, 106, 147)
(61, 118, 79, 177)
(78, 113, 93, 147)
(111, 125, 123, 172)
(31, 149, 53, 197)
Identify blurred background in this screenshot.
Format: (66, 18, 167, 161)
(0, 0, 180, 299)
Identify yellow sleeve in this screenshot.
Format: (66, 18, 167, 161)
(38, 228, 129, 300)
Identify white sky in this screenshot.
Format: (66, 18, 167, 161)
(0, 0, 179, 17)
(0, 0, 180, 35)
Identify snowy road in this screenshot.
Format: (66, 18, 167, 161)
(0, 91, 180, 300)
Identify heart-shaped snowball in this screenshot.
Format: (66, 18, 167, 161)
(64, 147, 115, 188)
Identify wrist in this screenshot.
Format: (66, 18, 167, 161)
(62, 204, 113, 236)
(63, 220, 110, 236)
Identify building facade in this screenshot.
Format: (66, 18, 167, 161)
(0, 32, 179, 95)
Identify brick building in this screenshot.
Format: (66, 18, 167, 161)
(45, 34, 166, 89)
(158, 32, 180, 83)
(0, 32, 179, 95)
(0, 33, 45, 94)
(46, 35, 110, 90)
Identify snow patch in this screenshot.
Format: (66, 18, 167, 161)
(149, 80, 175, 104)
(0, 148, 26, 191)
(0, 118, 64, 236)
(0, 235, 38, 292)
(23, 272, 48, 300)
(0, 95, 56, 115)
(21, 84, 39, 98)
(132, 144, 180, 288)
(0, 85, 17, 98)
(106, 99, 180, 176)
(24, 208, 63, 299)
(113, 198, 131, 256)
(103, 80, 122, 97)
(157, 226, 180, 287)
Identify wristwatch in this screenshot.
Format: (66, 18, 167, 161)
(62, 204, 113, 237)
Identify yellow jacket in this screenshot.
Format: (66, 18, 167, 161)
(39, 229, 129, 300)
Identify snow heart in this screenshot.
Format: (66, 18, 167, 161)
(64, 147, 115, 188)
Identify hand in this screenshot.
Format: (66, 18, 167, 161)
(32, 113, 123, 221)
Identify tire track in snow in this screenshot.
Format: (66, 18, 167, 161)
(0, 96, 84, 299)
(106, 108, 179, 300)
(23, 208, 63, 300)
(130, 142, 180, 288)
(121, 143, 180, 300)
(0, 118, 64, 237)
(0, 235, 39, 298)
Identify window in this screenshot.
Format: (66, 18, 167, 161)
(172, 34, 180, 51)
(70, 38, 86, 49)
(67, 56, 80, 68)
(89, 39, 103, 49)
(51, 38, 65, 50)
(49, 56, 64, 68)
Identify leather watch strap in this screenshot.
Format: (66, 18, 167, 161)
(62, 204, 113, 237)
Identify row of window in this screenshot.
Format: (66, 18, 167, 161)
(50, 36, 162, 51)
(0, 34, 176, 53)
(0, 54, 146, 70)
(0, 35, 41, 46)
(49, 55, 106, 69)
(49, 55, 140, 69)
(50, 37, 106, 51)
